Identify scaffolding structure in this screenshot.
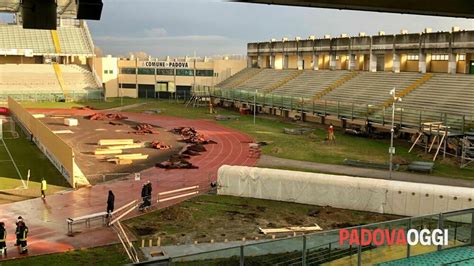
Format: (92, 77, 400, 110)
(461, 135, 474, 168)
(409, 122, 463, 161)
(186, 85, 212, 108)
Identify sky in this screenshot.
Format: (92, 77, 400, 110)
(3, 0, 474, 57)
(85, 0, 474, 57)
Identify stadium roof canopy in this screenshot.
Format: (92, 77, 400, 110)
(0, 0, 77, 17)
(235, 0, 474, 18)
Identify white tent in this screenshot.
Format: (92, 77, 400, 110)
(217, 165, 474, 217)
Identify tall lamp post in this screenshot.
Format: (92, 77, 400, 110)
(253, 89, 257, 125)
(389, 87, 402, 179)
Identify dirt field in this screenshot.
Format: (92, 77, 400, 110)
(125, 194, 400, 246)
(39, 114, 186, 183)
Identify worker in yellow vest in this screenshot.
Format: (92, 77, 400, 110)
(41, 178, 47, 199)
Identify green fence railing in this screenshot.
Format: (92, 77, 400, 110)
(210, 88, 473, 133)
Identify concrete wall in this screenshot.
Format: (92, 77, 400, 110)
(0, 56, 40, 64)
(8, 97, 75, 187)
(274, 54, 283, 70)
(287, 55, 298, 69)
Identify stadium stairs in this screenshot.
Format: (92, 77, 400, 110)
(215, 68, 473, 130)
(263, 69, 304, 94)
(400, 74, 474, 116)
(313, 71, 360, 101)
(234, 69, 299, 92)
(0, 64, 63, 100)
(382, 73, 434, 109)
(379, 246, 474, 266)
(0, 24, 94, 55)
(272, 70, 348, 99)
(53, 63, 70, 100)
(322, 71, 424, 106)
(216, 68, 262, 89)
(51, 30, 62, 53)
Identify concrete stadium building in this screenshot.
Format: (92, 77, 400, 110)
(96, 55, 246, 99)
(247, 28, 474, 74)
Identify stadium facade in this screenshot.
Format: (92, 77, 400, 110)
(95, 55, 246, 99)
(247, 28, 474, 74)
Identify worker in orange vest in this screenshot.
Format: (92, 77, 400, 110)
(328, 124, 336, 144)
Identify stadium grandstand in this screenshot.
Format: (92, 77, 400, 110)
(214, 28, 474, 133)
(0, 16, 102, 102)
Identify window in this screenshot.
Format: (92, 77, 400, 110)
(459, 54, 466, 61)
(121, 68, 136, 74)
(407, 54, 419, 61)
(109, 70, 113, 74)
(138, 68, 155, 75)
(176, 69, 194, 76)
(104, 70, 108, 74)
(156, 69, 174, 75)
(196, 70, 214, 77)
(432, 54, 448, 61)
(119, 83, 136, 89)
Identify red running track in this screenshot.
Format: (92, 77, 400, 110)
(0, 109, 257, 260)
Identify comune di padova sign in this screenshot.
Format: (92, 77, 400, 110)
(143, 61, 189, 68)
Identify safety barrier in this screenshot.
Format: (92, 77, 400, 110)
(7, 97, 75, 186)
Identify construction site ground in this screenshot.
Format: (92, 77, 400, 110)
(125, 194, 400, 246)
(38, 113, 185, 183)
(0, 108, 257, 262)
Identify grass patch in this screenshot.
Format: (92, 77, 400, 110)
(0, 244, 129, 266)
(0, 125, 69, 203)
(125, 194, 399, 246)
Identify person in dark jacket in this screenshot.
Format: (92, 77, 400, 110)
(0, 222, 6, 257)
(146, 180, 152, 202)
(16, 221, 28, 254)
(139, 183, 149, 210)
(14, 216, 23, 247)
(106, 190, 115, 216)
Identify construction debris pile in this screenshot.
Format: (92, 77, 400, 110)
(172, 127, 217, 144)
(85, 113, 128, 121)
(156, 154, 197, 169)
(129, 123, 158, 135)
(157, 127, 217, 169)
(94, 139, 148, 165)
(72, 106, 96, 111)
(150, 141, 172, 150)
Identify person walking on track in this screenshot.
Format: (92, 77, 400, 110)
(107, 190, 115, 216)
(41, 178, 47, 199)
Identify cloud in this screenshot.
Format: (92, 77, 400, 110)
(94, 34, 231, 43)
(88, 0, 474, 57)
(143, 28, 168, 37)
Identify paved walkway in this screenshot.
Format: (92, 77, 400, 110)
(258, 155, 474, 188)
(0, 109, 257, 261)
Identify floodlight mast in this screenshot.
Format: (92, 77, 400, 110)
(389, 87, 402, 179)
